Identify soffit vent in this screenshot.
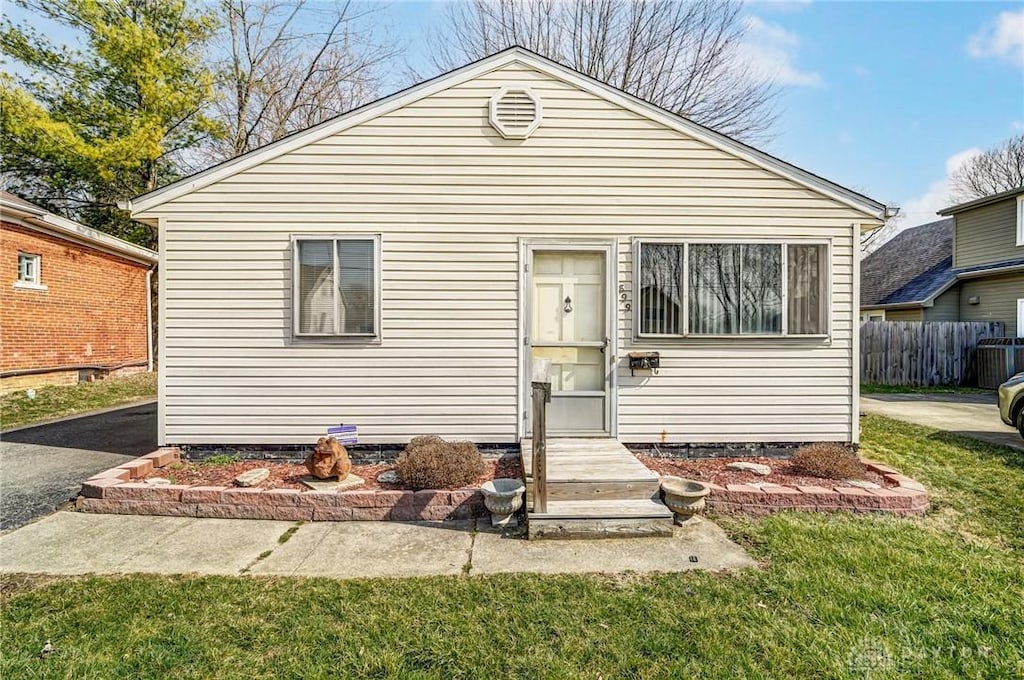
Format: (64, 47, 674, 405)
(488, 86, 543, 140)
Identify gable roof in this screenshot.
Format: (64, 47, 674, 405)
(0, 191, 157, 264)
(861, 218, 955, 308)
(939, 185, 1024, 215)
(127, 47, 886, 221)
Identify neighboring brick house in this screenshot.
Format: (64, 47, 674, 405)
(1, 191, 158, 393)
(861, 186, 1024, 336)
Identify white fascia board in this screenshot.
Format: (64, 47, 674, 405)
(1, 198, 158, 264)
(129, 47, 887, 222)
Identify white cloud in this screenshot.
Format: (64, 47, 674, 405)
(967, 9, 1024, 67)
(899, 148, 982, 228)
(739, 16, 823, 87)
(852, 64, 870, 78)
(1011, 120, 1024, 132)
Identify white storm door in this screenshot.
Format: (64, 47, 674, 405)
(530, 250, 610, 435)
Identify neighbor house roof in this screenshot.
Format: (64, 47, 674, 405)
(954, 257, 1024, 278)
(0, 191, 157, 265)
(861, 218, 955, 309)
(126, 46, 887, 222)
(938, 185, 1024, 215)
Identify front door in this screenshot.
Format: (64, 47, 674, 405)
(529, 248, 611, 435)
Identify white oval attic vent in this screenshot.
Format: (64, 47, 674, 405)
(488, 86, 542, 139)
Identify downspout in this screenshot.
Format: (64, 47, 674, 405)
(146, 266, 155, 372)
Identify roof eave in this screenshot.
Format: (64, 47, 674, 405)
(954, 262, 1024, 279)
(938, 186, 1024, 215)
(1, 198, 158, 264)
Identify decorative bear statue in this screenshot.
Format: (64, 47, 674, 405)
(305, 436, 352, 480)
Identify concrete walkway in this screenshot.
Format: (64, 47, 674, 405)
(861, 393, 1023, 451)
(0, 512, 755, 578)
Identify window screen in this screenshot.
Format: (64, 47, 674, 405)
(296, 237, 377, 337)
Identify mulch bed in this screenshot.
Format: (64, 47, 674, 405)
(142, 457, 523, 491)
(635, 454, 890, 489)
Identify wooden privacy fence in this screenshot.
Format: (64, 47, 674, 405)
(861, 321, 1005, 387)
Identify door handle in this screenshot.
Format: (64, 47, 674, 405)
(563, 296, 572, 313)
(600, 336, 609, 354)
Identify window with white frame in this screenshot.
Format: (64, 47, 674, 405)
(17, 252, 40, 285)
(293, 236, 379, 338)
(1016, 195, 1023, 246)
(636, 240, 828, 337)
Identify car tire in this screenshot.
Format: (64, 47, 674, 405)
(1017, 407, 1024, 440)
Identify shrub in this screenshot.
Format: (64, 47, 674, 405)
(791, 442, 865, 480)
(396, 435, 486, 490)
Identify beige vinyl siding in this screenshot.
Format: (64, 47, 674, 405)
(953, 198, 1023, 268)
(924, 287, 960, 321)
(885, 308, 924, 322)
(145, 62, 867, 445)
(959, 272, 1024, 337)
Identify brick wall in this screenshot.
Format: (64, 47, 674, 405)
(0, 220, 151, 375)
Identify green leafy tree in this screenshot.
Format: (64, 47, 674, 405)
(1, 0, 221, 246)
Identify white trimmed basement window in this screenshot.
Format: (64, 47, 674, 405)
(635, 240, 829, 337)
(293, 236, 380, 339)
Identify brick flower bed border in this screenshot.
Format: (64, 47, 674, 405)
(77, 448, 487, 522)
(702, 460, 929, 517)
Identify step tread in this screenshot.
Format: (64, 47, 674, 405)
(530, 498, 672, 520)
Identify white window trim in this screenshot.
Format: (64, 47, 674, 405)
(1016, 196, 1024, 247)
(632, 237, 832, 340)
(14, 252, 46, 290)
(291, 234, 382, 342)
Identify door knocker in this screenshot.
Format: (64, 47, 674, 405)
(563, 296, 573, 313)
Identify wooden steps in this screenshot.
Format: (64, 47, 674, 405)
(520, 438, 673, 540)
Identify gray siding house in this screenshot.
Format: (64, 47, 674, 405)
(862, 186, 1024, 336)
(127, 48, 886, 448)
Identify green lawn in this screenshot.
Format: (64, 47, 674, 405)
(2, 415, 1023, 679)
(0, 372, 157, 430)
(861, 383, 991, 395)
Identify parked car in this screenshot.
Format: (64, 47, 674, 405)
(997, 372, 1024, 438)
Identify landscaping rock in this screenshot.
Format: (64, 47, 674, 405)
(725, 462, 771, 476)
(748, 482, 783, 490)
(377, 470, 399, 484)
(844, 479, 881, 490)
(300, 474, 365, 492)
(234, 468, 270, 487)
(337, 474, 366, 492)
(145, 478, 172, 486)
(305, 437, 352, 479)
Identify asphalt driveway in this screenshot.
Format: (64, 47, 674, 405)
(861, 392, 1023, 451)
(0, 402, 156, 531)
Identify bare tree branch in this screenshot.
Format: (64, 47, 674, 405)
(205, 0, 399, 162)
(950, 134, 1024, 202)
(427, 0, 778, 143)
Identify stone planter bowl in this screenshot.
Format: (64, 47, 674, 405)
(660, 476, 711, 524)
(481, 478, 526, 526)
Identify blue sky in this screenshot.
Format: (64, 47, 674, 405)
(387, 0, 1024, 229)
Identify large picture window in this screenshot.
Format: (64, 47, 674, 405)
(293, 236, 379, 338)
(637, 240, 827, 337)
